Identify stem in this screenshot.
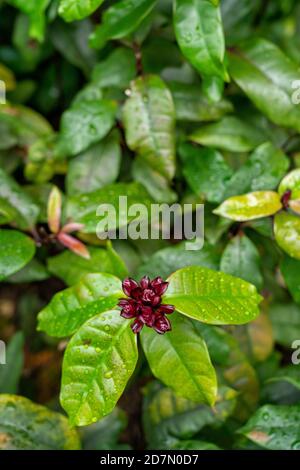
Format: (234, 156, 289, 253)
(132, 42, 143, 76)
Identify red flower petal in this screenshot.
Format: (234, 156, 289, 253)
(57, 232, 90, 259)
(131, 287, 143, 300)
(150, 276, 164, 288)
(61, 222, 85, 234)
(156, 304, 175, 315)
(122, 278, 139, 296)
(131, 318, 144, 334)
(139, 306, 155, 326)
(119, 276, 172, 334)
(154, 282, 169, 296)
(152, 295, 161, 306)
(140, 275, 150, 289)
(120, 309, 136, 319)
(153, 315, 172, 334)
(141, 288, 156, 303)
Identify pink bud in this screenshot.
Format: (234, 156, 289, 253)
(153, 315, 171, 334)
(151, 277, 169, 295)
(47, 186, 62, 234)
(57, 232, 90, 259)
(122, 278, 139, 296)
(131, 319, 144, 334)
(61, 222, 85, 234)
(156, 304, 175, 315)
(140, 276, 150, 289)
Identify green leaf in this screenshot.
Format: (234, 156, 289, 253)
(123, 75, 176, 181)
(0, 332, 24, 394)
(0, 104, 52, 147)
(0, 122, 18, 151)
(198, 324, 259, 420)
(221, 0, 260, 45)
(143, 382, 236, 449)
(0, 63, 16, 91)
(214, 191, 282, 221)
(179, 143, 233, 203)
(0, 395, 80, 450)
(174, 0, 227, 80)
(7, 259, 49, 283)
(278, 169, 300, 200)
(228, 38, 300, 132)
(66, 132, 121, 195)
(269, 302, 300, 348)
(169, 81, 233, 122)
(72, 82, 103, 105)
(202, 75, 224, 103)
(220, 234, 263, 289)
(224, 142, 289, 198)
(0, 168, 39, 229)
(47, 244, 128, 286)
(238, 405, 300, 450)
(59, 99, 117, 156)
(280, 255, 300, 303)
(66, 182, 153, 233)
(90, 0, 157, 49)
(141, 313, 217, 405)
(164, 266, 262, 325)
(194, 323, 231, 366)
(189, 116, 266, 152)
(266, 365, 300, 389)
(25, 135, 64, 184)
(274, 212, 300, 260)
(132, 159, 177, 204)
(59, 0, 105, 22)
(8, 0, 50, 41)
(23, 183, 53, 223)
(60, 310, 138, 426)
(262, 367, 300, 406)
(234, 312, 274, 363)
(136, 241, 219, 279)
(37, 273, 122, 337)
(0, 229, 36, 280)
(91, 48, 136, 90)
(80, 407, 127, 450)
(171, 440, 220, 450)
(49, 19, 97, 76)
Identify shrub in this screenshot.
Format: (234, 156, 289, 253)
(0, 0, 300, 451)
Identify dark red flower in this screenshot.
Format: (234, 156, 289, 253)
(281, 189, 292, 209)
(140, 275, 150, 289)
(151, 277, 169, 295)
(118, 275, 175, 334)
(131, 318, 144, 334)
(122, 278, 139, 297)
(153, 315, 172, 334)
(156, 304, 175, 315)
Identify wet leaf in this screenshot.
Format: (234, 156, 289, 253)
(123, 75, 176, 181)
(164, 266, 262, 325)
(0, 229, 35, 280)
(60, 310, 138, 426)
(0, 395, 80, 450)
(141, 313, 217, 406)
(37, 273, 122, 337)
(274, 212, 300, 260)
(239, 405, 300, 450)
(214, 191, 282, 221)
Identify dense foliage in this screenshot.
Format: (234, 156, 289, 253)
(1, 0, 300, 451)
